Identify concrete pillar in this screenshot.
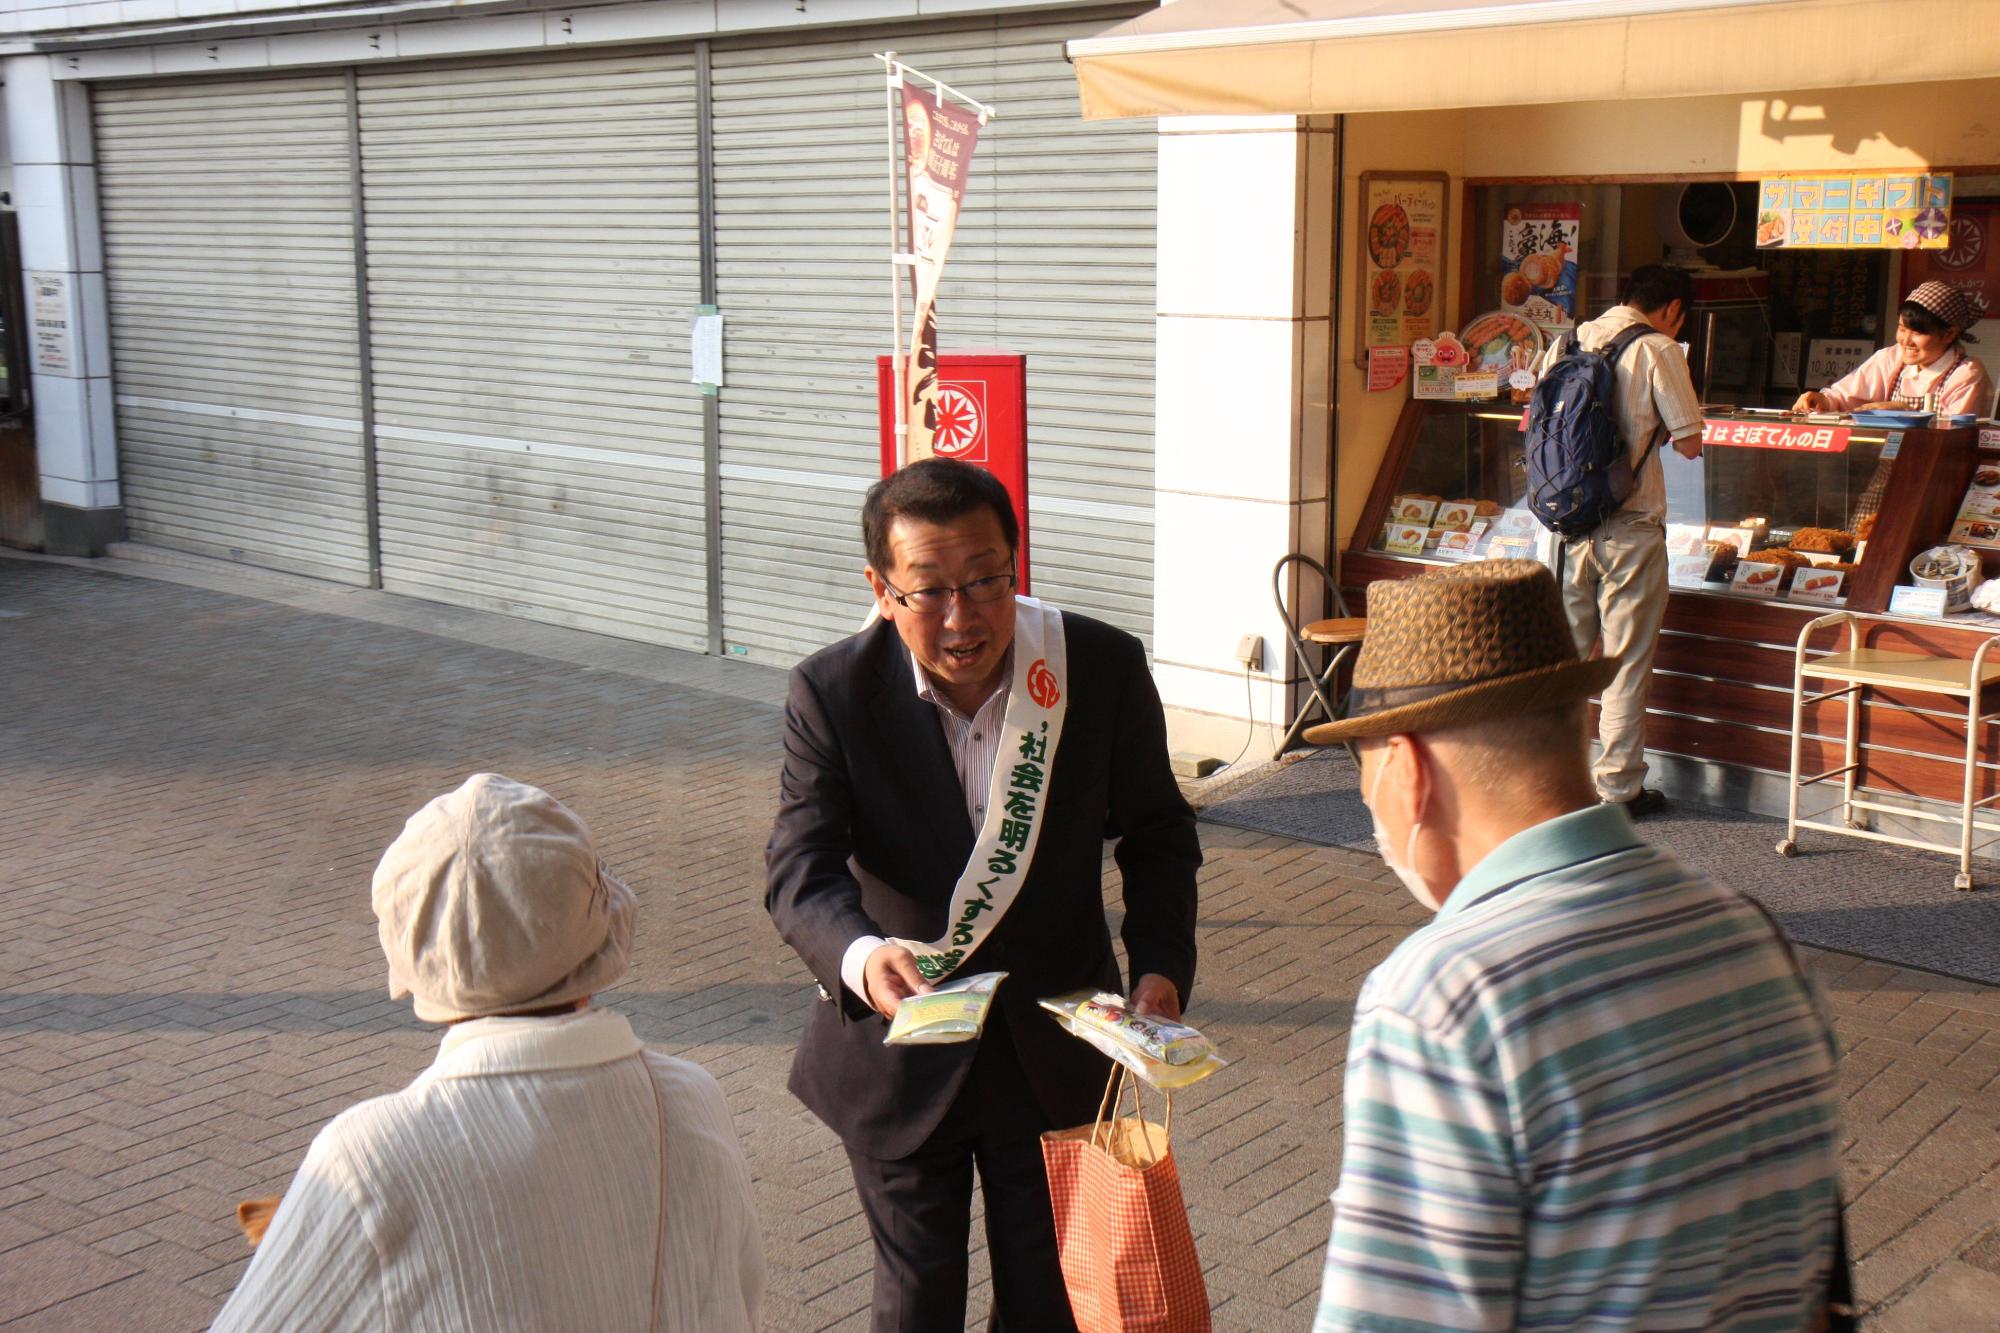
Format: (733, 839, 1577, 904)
(1151, 114, 1337, 764)
(5, 55, 121, 556)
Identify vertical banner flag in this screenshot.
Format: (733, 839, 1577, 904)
(901, 84, 982, 461)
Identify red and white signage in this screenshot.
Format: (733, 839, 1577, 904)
(1702, 418, 1851, 453)
(877, 351, 1030, 589)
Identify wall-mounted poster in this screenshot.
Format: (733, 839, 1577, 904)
(1756, 172, 1951, 251)
(1356, 172, 1449, 367)
(1499, 203, 1579, 334)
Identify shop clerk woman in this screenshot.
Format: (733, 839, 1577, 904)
(1793, 280, 1993, 418)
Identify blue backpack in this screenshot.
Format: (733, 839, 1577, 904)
(1524, 324, 1660, 536)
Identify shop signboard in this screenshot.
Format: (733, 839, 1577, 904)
(1701, 418, 1850, 453)
(1902, 201, 2000, 328)
(1499, 203, 1579, 333)
(1356, 172, 1447, 365)
(1756, 172, 1951, 251)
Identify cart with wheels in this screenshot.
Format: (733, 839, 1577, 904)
(1781, 611, 2000, 891)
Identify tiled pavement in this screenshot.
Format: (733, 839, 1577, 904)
(2, 551, 1997, 1331)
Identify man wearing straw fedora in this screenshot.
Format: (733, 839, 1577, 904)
(1307, 561, 1845, 1332)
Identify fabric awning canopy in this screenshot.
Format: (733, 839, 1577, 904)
(1069, 0, 2000, 120)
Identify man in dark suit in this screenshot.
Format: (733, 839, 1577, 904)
(766, 458, 1201, 1331)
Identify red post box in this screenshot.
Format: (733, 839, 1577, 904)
(877, 351, 1029, 591)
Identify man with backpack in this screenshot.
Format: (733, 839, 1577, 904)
(1529, 264, 1704, 817)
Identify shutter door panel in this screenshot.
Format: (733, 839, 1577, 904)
(94, 75, 369, 583)
(711, 8, 1156, 664)
(357, 52, 707, 650)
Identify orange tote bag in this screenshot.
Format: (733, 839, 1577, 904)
(1041, 1066, 1211, 1333)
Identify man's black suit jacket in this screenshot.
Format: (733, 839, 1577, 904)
(766, 610, 1201, 1160)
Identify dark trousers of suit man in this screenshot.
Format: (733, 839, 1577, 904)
(767, 613, 1202, 1333)
(843, 1013, 1079, 1331)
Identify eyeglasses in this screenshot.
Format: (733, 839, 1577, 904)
(879, 570, 1017, 616)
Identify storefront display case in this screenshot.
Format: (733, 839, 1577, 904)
(1343, 402, 2000, 809)
(1347, 399, 1979, 615)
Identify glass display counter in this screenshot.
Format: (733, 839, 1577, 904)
(1350, 399, 1976, 612)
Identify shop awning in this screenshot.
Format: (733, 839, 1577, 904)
(1069, 0, 2000, 120)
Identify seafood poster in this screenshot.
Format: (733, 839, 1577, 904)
(1499, 203, 1579, 333)
(1755, 173, 1951, 251)
(1358, 173, 1448, 364)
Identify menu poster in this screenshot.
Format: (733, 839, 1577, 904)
(1757, 172, 1951, 250)
(1500, 203, 1580, 333)
(1357, 172, 1449, 364)
(1902, 202, 2000, 332)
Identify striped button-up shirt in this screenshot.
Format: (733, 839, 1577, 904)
(1316, 803, 1842, 1332)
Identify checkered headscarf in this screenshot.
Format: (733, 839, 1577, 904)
(1906, 280, 1981, 342)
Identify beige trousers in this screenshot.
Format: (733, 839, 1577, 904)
(1561, 511, 1668, 803)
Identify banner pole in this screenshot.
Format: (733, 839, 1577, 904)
(881, 53, 909, 470)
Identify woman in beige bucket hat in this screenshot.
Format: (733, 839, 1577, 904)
(212, 774, 765, 1332)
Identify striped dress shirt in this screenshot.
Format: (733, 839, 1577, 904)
(1316, 804, 1842, 1332)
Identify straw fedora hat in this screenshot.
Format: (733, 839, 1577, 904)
(1305, 560, 1618, 744)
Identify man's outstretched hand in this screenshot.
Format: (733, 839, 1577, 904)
(863, 944, 932, 1019)
(1130, 973, 1182, 1021)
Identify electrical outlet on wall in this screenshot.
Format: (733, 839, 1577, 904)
(1235, 634, 1264, 672)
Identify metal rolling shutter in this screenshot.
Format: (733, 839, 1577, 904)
(94, 75, 370, 583)
(710, 8, 1155, 664)
(356, 51, 707, 649)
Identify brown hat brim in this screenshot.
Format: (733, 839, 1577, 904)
(1303, 655, 1620, 745)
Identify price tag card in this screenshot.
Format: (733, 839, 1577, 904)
(1491, 508, 1539, 539)
(1435, 529, 1482, 561)
(1433, 500, 1476, 530)
(1790, 566, 1847, 603)
(1665, 523, 1709, 556)
(1705, 526, 1758, 556)
(1452, 371, 1500, 400)
(1485, 535, 1537, 562)
(1384, 522, 1429, 555)
(1889, 585, 1951, 618)
(1668, 554, 1714, 588)
(1730, 561, 1786, 596)
(1390, 495, 1439, 526)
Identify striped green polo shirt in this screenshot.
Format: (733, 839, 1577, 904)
(1316, 803, 1842, 1331)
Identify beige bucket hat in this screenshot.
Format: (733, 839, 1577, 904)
(372, 774, 636, 1023)
(1305, 560, 1618, 744)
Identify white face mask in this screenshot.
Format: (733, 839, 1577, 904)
(1366, 753, 1445, 912)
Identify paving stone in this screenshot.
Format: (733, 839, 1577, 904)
(5, 554, 2000, 1329)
